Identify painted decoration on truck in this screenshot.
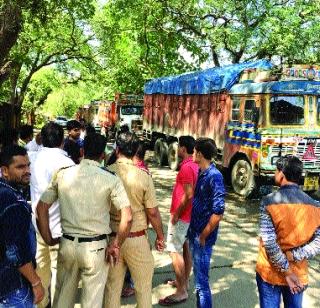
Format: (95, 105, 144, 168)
(226, 122, 261, 150)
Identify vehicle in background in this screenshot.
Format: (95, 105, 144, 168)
(143, 61, 320, 197)
(83, 94, 144, 139)
(115, 94, 143, 134)
(54, 116, 68, 128)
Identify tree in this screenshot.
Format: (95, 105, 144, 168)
(94, 0, 320, 96)
(0, 0, 97, 127)
(93, 0, 200, 94)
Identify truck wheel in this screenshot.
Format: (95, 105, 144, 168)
(168, 142, 179, 171)
(154, 138, 168, 166)
(231, 159, 255, 197)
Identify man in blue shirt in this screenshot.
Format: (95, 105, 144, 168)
(0, 145, 44, 307)
(187, 138, 225, 308)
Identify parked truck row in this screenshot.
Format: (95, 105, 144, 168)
(76, 93, 144, 138)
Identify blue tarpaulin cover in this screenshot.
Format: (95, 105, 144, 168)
(144, 60, 273, 95)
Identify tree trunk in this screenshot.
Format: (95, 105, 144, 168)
(0, 1, 23, 85)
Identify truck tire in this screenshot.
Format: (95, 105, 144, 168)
(154, 138, 168, 166)
(168, 142, 179, 171)
(231, 159, 255, 197)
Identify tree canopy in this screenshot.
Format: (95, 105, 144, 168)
(1, 0, 320, 127)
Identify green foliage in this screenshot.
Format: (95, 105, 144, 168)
(42, 80, 104, 118)
(3, 0, 320, 126)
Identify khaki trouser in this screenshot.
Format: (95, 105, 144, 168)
(52, 236, 109, 308)
(104, 235, 154, 308)
(36, 232, 59, 308)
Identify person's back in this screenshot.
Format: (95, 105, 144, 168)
(257, 184, 320, 286)
(52, 159, 124, 236)
(30, 122, 74, 308)
(256, 155, 320, 308)
(105, 131, 164, 308)
(109, 158, 155, 232)
(31, 145, 74, 236)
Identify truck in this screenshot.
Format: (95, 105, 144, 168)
(143, 60, 320, 197)
(114, 93, 144, 133)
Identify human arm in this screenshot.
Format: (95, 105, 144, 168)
(171, 183, 193, 225)
(259, 198, 289, 272)
(146, 207, 165, 251)
(36, 201, 59, 246)
(199, 173, 225, 246)
(286, 228, 320, 262)
(199, 214, 223, 246)
(36, 173, 59, 246)
(107, 177, 132, 264)
(107, 206, 132, 265)
(144, 176, 165, 251)
(18, 263, 45, 304)
(2, 204, 44, 303)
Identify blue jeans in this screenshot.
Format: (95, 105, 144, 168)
(256, 273, 304, 308)
(189, 236, 213, 308)
(0, 285, 35, 308)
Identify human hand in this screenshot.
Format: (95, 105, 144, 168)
(155, 237, 165, 252)
(285, 272, 304, 294)
(285, 250, 294, 262)
(106, 242, 120, 266)
(199, 234, 206, 247)
(170, 213, 179, 225)
(32, 281, 45, 304)
(50, 237, 60, 246)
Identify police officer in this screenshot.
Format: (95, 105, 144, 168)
(104, 131, 165, 308)
(37, 133, 132, 308)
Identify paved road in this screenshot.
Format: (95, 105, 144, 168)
(75, 153, 320, 307)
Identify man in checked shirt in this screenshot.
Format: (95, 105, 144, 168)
(256, 155, 320, 308)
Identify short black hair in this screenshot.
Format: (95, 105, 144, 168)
(276, 155, 303, 184)
(85, 124, 96, 136)
(84, 133, 107, 160)
(194, 138, 217, 160)
(0, 128, 19, 147)
(66, 120, 81, 131)
(41, 122, 64, 148)
(0, 145, 27, 167)
(135, 140, 147, 160)
(64, 140, 81, 164)
(116, 131, 139, 158)
(179, 136, 195, 154)
(19, 124, 33, 140)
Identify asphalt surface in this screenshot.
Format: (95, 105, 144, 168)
(74, 152, 320, 307)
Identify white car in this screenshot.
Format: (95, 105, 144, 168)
(54, 116, 68, 128)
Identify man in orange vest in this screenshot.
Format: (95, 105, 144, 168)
(256, 155, 320, 308)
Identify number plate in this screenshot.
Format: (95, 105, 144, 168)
(303, 174, 319, 191)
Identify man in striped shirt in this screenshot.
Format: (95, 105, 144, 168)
(256, 155, 320, 308)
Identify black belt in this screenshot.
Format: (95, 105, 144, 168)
(63, 234, 107, 243)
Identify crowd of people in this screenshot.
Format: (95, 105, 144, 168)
(0, 119, 319, 308)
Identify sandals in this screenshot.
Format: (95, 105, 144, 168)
(158, 295, 188, 306)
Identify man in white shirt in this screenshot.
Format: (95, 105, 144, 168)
(30, 122, 74, 308)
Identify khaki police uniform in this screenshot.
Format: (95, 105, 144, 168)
(40, 159, 129, 308)
(104, 157, 157, 308)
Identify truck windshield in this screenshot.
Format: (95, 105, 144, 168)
(121, 106, 143, 115)
(270, 95, 305, 125)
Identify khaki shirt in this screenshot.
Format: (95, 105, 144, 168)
(108, 157, 157, 232)
(40, 159, 129, 237)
